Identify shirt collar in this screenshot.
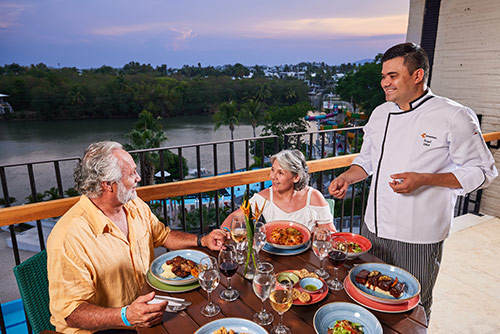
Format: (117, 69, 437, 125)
(78, 195, 139, 236)
(408, 88, 434, 110)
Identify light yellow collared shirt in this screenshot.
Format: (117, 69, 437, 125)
(47, 195, 170, 334)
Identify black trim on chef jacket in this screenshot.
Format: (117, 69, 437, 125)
(372, 92, 434, 236)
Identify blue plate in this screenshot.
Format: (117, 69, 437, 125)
(150, 249, 208, 285)
(194, 317, 269, 334)
(313, 302, 382, 334)
(263, 240, 310, 256)
(348, 263, 421, 304)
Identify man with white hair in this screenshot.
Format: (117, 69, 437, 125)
(47, 141, 227, 334)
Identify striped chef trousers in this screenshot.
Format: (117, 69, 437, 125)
(361, 223, 443, 323)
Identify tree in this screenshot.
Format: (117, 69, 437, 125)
(124, 110, 167, 185)
(242, 99, 265, 154)
(213, 101, 240, 140)
(336, 59, 385, 116)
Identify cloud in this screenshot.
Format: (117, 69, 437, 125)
(0, 3, 29, 30)
(90, 22, 170, 36)
(168, 27, 197, 51)
(243, 15, 408, 39)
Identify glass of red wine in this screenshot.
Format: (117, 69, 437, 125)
(327, 235, 348, 291)
(218, 244, 240, 301)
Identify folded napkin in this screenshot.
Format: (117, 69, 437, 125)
(147, 295, 191, 313)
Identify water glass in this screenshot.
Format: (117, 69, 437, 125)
(253, 221, 267, 261)
(312, 227, 332, 279)
(269, 278, 293, 334)
(231, 215, 247, 264)
(198, 256, 220, 317)
(218, 244, 239, 301)
(252, 262, 275, 325)
(327, 235, 348, 291)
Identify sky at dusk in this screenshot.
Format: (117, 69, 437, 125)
(0, 0, 409, 69)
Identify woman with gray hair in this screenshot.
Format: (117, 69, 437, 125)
(222, 149, 335, 232)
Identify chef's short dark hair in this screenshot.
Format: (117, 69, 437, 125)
(382, 43, 430, 84)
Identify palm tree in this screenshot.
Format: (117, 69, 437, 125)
(124, 110, 167, 185)
(256, 84, 271, 103)
(242, 99, 266, 154)
(213, 101, 240, 140)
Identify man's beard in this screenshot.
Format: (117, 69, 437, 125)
(117, 181, 137, 204)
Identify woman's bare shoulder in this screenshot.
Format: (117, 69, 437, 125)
(309, 188, 328, 206)
(257, 188, 270, 200)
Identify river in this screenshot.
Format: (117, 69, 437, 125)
(0, 116, 261, 204)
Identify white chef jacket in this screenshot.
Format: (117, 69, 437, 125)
(353, 89, 497, 243)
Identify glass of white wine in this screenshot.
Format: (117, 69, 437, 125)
(198, 256, 220, 317)
(269, 278, 293, 334)
(252, 262, 275, 325)
(231, 215, 247, 264)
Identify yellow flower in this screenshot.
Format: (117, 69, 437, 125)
(240, 199, 251, 218)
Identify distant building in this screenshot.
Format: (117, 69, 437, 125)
(0, 94, 14, 116)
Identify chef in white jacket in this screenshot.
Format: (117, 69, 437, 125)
(329, 43, 497, 321)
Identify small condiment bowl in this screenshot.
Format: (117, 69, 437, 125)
(299, 277, 324, 293)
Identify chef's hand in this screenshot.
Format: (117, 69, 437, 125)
(202, 228, 229, 251)
(328, 176, 350, 199)
(389, 172, 425, 194)
(127, 291, 166, 327)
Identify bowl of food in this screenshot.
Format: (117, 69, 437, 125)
(150, 249, 207, 286)
(347, 262, 421, 304)
(299, 277, 324, 293)
(313, 302, 382, 334)
(276, 271, 301, 285)
(265, 221, 311, 250)
(331, 232, 371, 259)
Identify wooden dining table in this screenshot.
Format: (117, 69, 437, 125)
(138, 246, 428, 334)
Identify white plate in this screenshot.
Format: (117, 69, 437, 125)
(150, 249, 207, 286)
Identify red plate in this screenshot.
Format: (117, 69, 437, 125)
(284, 271, 328, 306)
(331, 232, 372, 259)
(344, 277, 420, 313)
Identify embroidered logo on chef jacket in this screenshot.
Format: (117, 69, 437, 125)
(421, 132, 437, 146)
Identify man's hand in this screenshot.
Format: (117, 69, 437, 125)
(126, 291, 167, 328)
(202, 229, 229, 251)
(328, 176, 350, 199)
(389, 172, 425, 194)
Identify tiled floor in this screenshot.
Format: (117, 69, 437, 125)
(429, 214, 500, 333)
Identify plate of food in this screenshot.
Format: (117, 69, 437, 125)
(313, 302, 382, 334)
(278, 269, 329, 306)
(150, 249, 207, 286)
(331, 232, 372, 259)
(265, 221, 311, 250)
(347, 263, 421, 304)
(262, 240, 310, 256)
(344, 277, 420, 313)
(194, 317, 269, 334)
(146, 271, 200, 293)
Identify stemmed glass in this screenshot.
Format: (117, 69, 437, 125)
(327, 235, 348, 291)
(252, 262, 275, 325)
(269, 278, 293, 334)
(253, 221, 267, 262)
(312, 227, 332, 279)
(198, 256, 220, 317)
(218, 244, 239, 301)
(231, 215, 247, 265)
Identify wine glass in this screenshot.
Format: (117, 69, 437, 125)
(312, 227, 332, 279)
(231, 215, 247, 265)
(252, 262, 275, 325)
(327, 235, 348, 291)
(198, 256, 220, 317)
(218, 244, 239, 302)
(253, 221, 267, 262)
(269, 278, 293, 334)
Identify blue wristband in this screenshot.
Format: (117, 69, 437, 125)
(121, 306, 131, 326)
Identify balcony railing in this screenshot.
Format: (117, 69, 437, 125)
(0, 129, 498, 334)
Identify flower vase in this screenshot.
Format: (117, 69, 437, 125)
(244, 249, 257, 280)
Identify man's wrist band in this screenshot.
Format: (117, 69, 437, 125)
(197, 234, 204, 247)
(121, 306, 131, 326)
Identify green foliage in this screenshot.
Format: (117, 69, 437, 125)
(336, 60, 385, 116)
(184, 205, 231, 232)
(44, 187, 62, 200)
(213, 101, 240, 140)
(0, 196, 16, 206)
(25, 192, 46, 203)
(64, 187, 80, 197)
